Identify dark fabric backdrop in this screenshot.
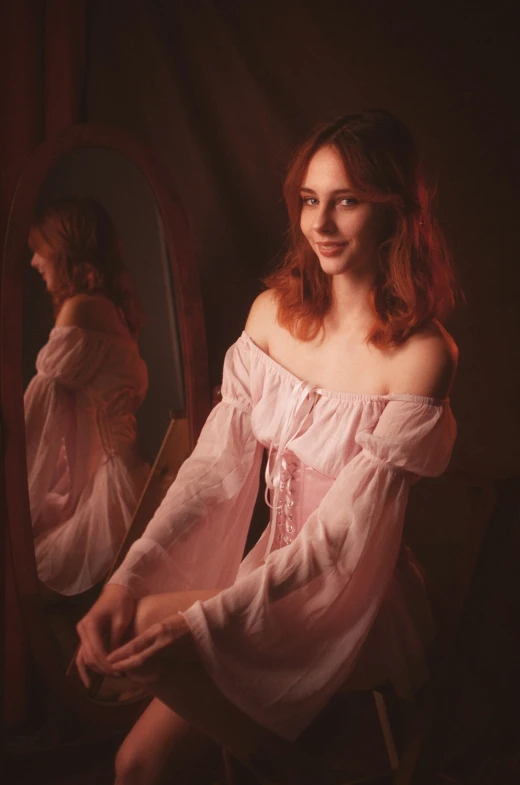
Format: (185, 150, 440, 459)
(86, 0, 519, 477)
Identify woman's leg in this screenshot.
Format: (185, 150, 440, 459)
(114, 698, 216, 785)
(113, 591, 215, 785)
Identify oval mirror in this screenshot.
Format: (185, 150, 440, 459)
(1, 124, 210, 729)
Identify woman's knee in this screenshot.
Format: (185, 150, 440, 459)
(114, 734, 163, 785)
(114, 742, 145, 785)
(114, 701, 190, 785)
(133, 595, 160, 636)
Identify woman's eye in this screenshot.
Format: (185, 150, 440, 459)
(339, 198, 358, 207)
(301, 196, 318, 206)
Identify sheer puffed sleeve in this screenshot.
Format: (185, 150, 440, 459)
(183, 398, 456, 740)
(109, 341, 264, 597)
(24, 327, 113, 526)
(32, 326, 113, 389)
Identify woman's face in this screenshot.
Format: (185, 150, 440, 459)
(30, 247, 57, 292)
(299, 145, 385, 279)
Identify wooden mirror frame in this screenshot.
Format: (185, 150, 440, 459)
(0, 123, 210, 730)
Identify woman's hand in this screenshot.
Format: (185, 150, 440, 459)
(106, 613, 195, 685)
(76, 583, 136, 687)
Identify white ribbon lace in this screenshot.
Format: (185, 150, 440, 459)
(264, 380, 319, 557)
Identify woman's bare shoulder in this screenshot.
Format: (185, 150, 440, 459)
(244, 289, 279, 353)
(56, 294, 129, 337)
(388, 321, 458, 399)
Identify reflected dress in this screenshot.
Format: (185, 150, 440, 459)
(110, 331, 457, 741)
(25, 325, 150, 595)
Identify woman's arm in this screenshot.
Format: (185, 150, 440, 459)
(76, 325, 264, 677)
(106, 295, 280, 599)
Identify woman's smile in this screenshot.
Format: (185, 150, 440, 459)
(315, 241, 348, 256)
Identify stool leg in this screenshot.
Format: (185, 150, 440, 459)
(221, 748, 237, 785)
(220, 749, 258, 785)
(373, 690, 399, 771)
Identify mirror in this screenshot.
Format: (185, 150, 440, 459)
(1, 124, 210, 726)
(23, 146, 192, 695)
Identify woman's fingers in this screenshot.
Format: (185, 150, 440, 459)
(106, 634, 167, 684)
(76, 616, 111, 672)
(110, 611, 131, 650)
(108, 623, 165, 664)
(106, 622, 187, 683)
(75, 648, 92, 688)
(106, 650, 158, 680)
(74, 586, 137, 683)
(103, 614, 194, 687)
(76, 584, 136, 661)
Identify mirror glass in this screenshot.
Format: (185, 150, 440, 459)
(23, 147, 185, 697)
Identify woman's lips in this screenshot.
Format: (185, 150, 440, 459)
(316, 241, 347, 257)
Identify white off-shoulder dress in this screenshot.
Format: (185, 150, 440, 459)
(25, 326, 150, 595)
(110, 331, 456, 740)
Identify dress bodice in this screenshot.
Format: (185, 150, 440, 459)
(24, 325, 150, 594)
(233, 331, 454, 559)
(32, 325, 148, 457)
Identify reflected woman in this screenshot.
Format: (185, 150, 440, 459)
(77, 111, 459, 784)
(25, 197, 149, 596)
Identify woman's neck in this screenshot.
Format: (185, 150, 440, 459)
(326, 272, 376, 334)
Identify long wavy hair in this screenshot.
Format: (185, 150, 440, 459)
(28, 197, 142, 337)
(266, 110, 458, 347)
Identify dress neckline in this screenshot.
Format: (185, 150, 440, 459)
(51, 325, 137, 345)
(240, 331, 449, 406)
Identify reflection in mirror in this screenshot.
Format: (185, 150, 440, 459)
(26, 196, 150, 597)
(22, 149, 186, 679)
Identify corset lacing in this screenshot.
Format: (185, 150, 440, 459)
(264, 380, 319, 557)
(97, 404, 138, 460)
(97, 404, 116, 459)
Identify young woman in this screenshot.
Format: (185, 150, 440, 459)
(76, 110, 458, 784)
(25, 197, 149, 596)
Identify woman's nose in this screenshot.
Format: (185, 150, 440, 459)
(313, 206, 335, 234)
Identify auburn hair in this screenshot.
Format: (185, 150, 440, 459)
(29, 197, 142, 337)
(265, 110, 457, 347)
